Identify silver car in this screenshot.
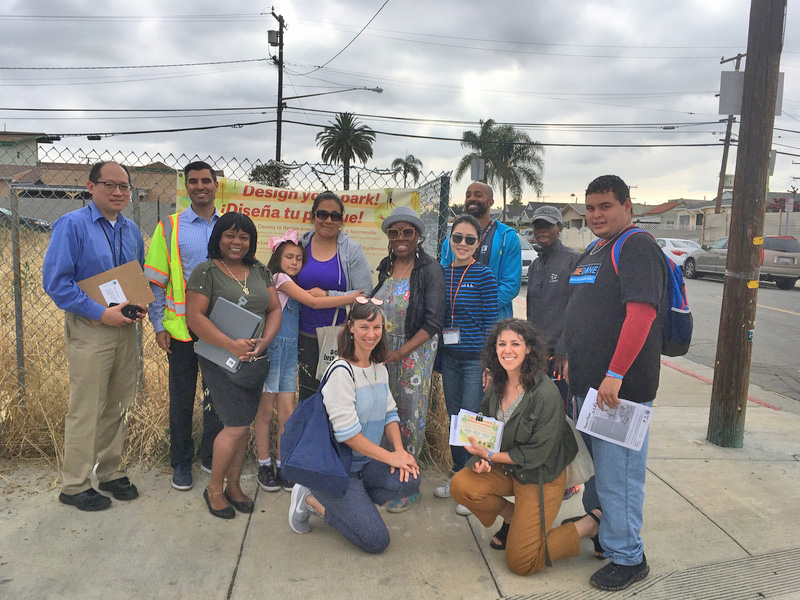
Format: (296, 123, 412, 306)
(518, 232, 538, 283)
(683, 235, 800, 290)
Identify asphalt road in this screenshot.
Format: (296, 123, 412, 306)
(683, 276, 800, 403)
(519, 277, 800, 403)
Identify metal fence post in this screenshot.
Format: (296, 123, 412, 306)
(10, 186, 26, 405)
(436, 174, 451, 261)
(131, 186, 145, 396)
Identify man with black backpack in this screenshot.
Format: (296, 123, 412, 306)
(563, 175, 667, 591)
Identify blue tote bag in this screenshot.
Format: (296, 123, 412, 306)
(281, 362, 354, 498)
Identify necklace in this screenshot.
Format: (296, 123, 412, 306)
(220, 260, 250, 295)
(393, 258, 413, 279)
(360, 363, 378, 387)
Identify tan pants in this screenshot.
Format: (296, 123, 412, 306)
(61, 313, 137, 495)
(451, 467, 579, 575)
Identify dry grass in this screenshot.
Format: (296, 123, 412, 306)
(0, 229, 454, 473)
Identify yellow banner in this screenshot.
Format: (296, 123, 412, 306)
(177, 176, 421, 279)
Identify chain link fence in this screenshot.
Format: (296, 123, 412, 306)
(0, 141, 451, 461)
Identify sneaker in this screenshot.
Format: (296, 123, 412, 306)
(258, 465, 281, 492)
(288, 485, 313, 534)
(590, 555, 650, 591)
(172, 463, 193, 491)
(98, 477, 139, 501)
(434, 478, 451, 498)
(277, 467, 294, 492)
(200, 459, 212, 474)
(58, 488, 112, 512)
(455, 503, 472, 516)
(563, 485, 580, 501)
(386, 491, 421, 513)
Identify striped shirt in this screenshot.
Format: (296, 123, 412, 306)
(322, 359, 400, 472)
(443, 262, 498, 355)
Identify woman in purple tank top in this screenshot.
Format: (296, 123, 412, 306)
(297, 192, 373, 400)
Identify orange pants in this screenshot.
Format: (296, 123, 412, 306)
(451, 467, 579, 575)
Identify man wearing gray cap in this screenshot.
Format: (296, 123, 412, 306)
(526, 206, 579, 400)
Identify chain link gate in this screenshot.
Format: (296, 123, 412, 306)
(0, 140, 451, 461)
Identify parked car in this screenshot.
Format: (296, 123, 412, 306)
(683, 235, 800, 290)
(655, 238, 702, 268)
(518, 232, 538, 283)
(519, 227, 536, 245)
(0, 207, 51, 232)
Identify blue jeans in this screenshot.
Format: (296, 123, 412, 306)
(570, 395, 651, 566)
(440, 353, 484, 472)
(312, 459, 421, 554)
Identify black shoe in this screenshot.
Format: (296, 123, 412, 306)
(59, 488, 112, 512)
(98, 477, 139, 501)
(489, 521, 510, 550)
(561, 511, 604, 558)
(590, 555, 650, 591)
(224, 490, 254, 513)
(204, 488, 235, 519)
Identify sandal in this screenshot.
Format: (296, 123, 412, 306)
(561, 510, 604, 559)
(489, 521, 510, 550)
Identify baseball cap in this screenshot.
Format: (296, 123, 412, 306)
(531, 206, 562, 225)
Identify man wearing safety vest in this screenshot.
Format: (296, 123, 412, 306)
(145, 161, 224, 491)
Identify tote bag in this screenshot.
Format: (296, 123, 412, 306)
(315, 307, 343, 380)
(281, 362, 354, 497)
(565, 416, 594, 488)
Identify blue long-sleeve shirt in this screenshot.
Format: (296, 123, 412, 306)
(42, 201, 145, 321)
(147, 205, 219, 333)
(442, 262, 498, 355)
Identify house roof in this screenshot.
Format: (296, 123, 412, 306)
(0, 131, 48, 145)
(644, 201, 681, 215)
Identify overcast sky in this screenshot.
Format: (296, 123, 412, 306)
(2, 0, 799, 205)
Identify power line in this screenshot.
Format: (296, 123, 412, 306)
(296, 0, 391, 75)
(0, 58, 267, 70)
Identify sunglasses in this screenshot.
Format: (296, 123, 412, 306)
(386, 227, 417, 240)
(315, 209, 343, 222)
(354, 296, 384, 306)
(451, 233, 479, 246)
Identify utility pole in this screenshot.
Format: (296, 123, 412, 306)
(707, 0, 785, 448)
(715, 53, 745, 215)
(269, 9, 285, 163)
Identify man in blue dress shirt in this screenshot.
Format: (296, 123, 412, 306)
(43, 161, 146, 511)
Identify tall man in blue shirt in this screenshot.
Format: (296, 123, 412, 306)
(144, 161, 223, 491)
(43, 161, 146, 511)
(440, 182, 521, 319)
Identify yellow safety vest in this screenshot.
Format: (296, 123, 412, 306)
(144, 213, 191, 341)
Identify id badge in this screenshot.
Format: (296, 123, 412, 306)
(442, 327, 461, 345)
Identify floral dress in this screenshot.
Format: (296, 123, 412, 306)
(375, 276, 438, 460)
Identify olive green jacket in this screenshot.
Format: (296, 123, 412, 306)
(470, 371, 578, 485)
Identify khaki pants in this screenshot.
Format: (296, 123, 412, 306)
(451, 467, 579, 575)
(61, 313, 137, 495)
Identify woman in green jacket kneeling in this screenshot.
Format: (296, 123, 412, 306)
(450, 318, 600, 576)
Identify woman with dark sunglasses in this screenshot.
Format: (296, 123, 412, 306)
(370, 206, 445, 512)
(298, 191, 372, 400)
(434, 214, 498, 515)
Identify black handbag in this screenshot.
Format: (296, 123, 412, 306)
(224, 351, 270, 389)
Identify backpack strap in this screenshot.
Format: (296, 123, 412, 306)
(318, 360, 355, 391)
(609, 227, 651, 275)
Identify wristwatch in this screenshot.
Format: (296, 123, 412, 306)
(486, 450, 495, 463)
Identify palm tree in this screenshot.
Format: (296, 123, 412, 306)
(454, 119, 545, 221)
(315, 112, 376, 190)
(391, 154, 424, 187)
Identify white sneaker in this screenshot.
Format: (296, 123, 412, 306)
(455, 503, 472, 516)
(288, 484, 312, 534)
(434, 478, 451, 498)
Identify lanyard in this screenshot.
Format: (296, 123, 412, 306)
(448, 259, 474, 325)
(100, 219, 124, 267)
(473, 219, 495, 260)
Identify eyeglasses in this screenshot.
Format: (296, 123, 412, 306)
(95, 181, 131, 193)
(315, 209, 343, 222)
(386, 227, 417, 240)
(451, 233, 479, 246)
(354, 296, 384, 306)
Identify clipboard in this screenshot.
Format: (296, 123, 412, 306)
(77, 260, 155, 309)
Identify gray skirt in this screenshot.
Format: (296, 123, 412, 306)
(198, 356, 261, 427)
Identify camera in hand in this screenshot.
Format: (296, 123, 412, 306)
(109, 303, 142, 320)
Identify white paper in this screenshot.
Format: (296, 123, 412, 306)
(575, 388, 652, 451)
(98, 279, 127, 306)
(448, 409, 504, 453)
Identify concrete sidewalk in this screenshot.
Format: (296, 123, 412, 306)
(1, 357, 799, 600)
